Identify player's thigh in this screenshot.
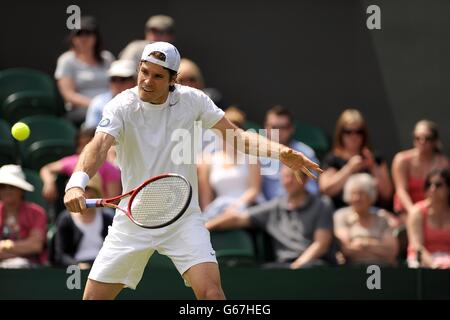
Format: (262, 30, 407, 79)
(183, 262, 225, 300)
(83, 279, 125, 300)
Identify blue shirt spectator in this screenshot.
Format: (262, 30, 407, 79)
(84, 60, 136, 129)
(262, 140, 319, 200)
(261, 106, 320, 201)
(85, 92, 113, 128)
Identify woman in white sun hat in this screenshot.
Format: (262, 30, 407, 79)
(0, 165, 47, 268)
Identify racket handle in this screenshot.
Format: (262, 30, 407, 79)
(86, 199, 101, 208)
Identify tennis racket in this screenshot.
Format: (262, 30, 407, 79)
(85, 173, 192, 229)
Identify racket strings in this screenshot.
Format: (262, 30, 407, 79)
(131, 176, 190, 226)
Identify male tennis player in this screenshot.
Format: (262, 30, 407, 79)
(64, 41, 322, 300)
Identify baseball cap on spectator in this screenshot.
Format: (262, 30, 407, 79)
(108, 60, 136, 78)
(145, 15, 175, 33)
(141, 41, 181, 72)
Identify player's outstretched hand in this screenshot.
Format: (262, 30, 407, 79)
(64, 187, 87, 213)
(279, 148, 323, 183)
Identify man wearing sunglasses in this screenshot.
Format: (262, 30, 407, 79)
(84, 60, 137, 129)
(262, 105, 319, 201)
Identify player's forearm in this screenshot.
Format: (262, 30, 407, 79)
(233, 129, 287, 160)
(75, 140, 109, 178)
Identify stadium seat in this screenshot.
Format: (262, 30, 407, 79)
(0, 119, 18, 166)
(46, 223, 57, 266)
(393, 224, 409, 264)
(251, 229, 275, 263)
(1, 90, 65, 124)
(17, 115, 76, 170)
(243, 120, 262, 131)
(210, 229, 256, 266)
(22, 168, 48, 210)
(293, 120, 330, 160)
(0, 68, 63, 107)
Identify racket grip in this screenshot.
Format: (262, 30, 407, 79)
(86, 199, 101, 208)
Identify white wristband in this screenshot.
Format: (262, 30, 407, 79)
(65, 171, 90, 192)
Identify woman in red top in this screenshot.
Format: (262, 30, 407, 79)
(0, 165, 47, 268)
(407, 168, 450, 269)
(392, 120, 448, 221)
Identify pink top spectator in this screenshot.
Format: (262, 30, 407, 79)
(0, 202, 48, 264)
(60, 155, 120, 195)
(408, 201, 450, 258)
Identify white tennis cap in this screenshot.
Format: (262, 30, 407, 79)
(140, 41, 181, 72)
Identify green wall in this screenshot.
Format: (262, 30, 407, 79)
(1, 265, 449, 299)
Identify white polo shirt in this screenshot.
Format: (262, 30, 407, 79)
(96, 84, 224, 233)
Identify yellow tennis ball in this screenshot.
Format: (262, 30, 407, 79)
(11, 122, 30, 141)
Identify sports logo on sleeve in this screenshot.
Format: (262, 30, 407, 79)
(98, 118, 111, 127)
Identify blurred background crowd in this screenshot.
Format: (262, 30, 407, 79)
(1, 8, 449, 271)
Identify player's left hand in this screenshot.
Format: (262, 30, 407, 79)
(279, 148, 323, 183)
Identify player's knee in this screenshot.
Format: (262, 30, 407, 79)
(83, 289, 117, 300)
(197, 285, 225, 300)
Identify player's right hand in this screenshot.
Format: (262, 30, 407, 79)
(64, 187, 87, 213)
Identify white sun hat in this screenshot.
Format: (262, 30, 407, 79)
(0, 165, 34, 192)
(108, 60, 137, 78)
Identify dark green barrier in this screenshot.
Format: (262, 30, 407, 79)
(0, 264, 449, 300)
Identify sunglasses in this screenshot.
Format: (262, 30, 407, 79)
(414, 135, 435, 143)
(342, 128, 364, 135)
(269, 124, 291, 130)
(110, 76, 134, 83)
(148, 28, 172, 35)
(178, 76, 198, 83)
(75, 29, 95, 37)
(425, 181, 445, 190)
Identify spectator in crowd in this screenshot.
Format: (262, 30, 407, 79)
(55, 16, 115, 127)
(407, 168, 450, 269)
(40, 128, 121, 205)
(319, 109, 393, 210)
(84, 60, 137, 129)
(198, 106, 262, 221)
(0, 165, 47, 268)
(334, 173, 398, 266)
(177, 58, 227, 109)
(262, 105, 319, 200)
(177, 58, 205, 89)
(392, 120, 449, 220)
(206, 165, 335, 268)
(54, 174, 113, 269)
(119, 14, 175, 68)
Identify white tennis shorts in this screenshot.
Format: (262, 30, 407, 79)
(88, 210, 217, 290)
